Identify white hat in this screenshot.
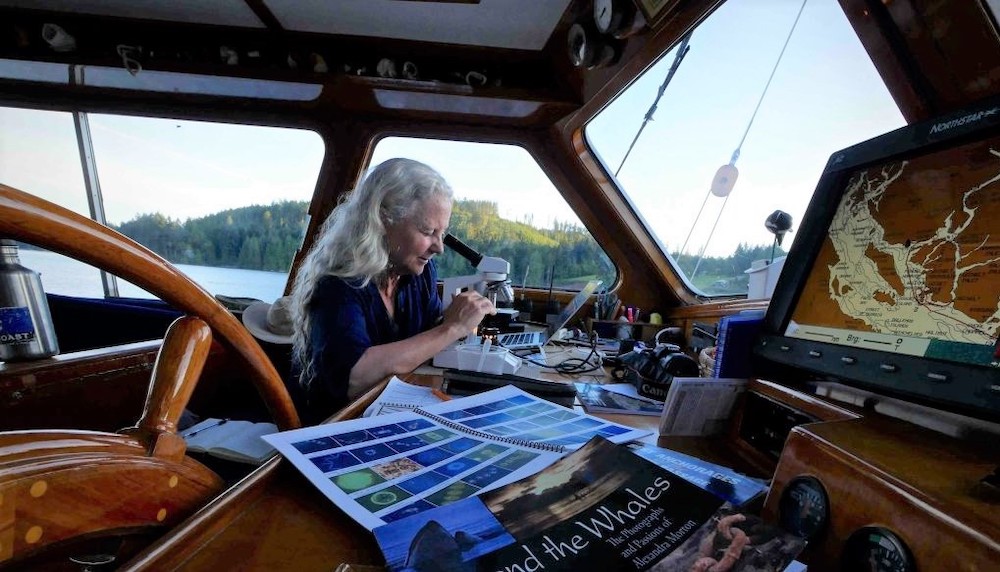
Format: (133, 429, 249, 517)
(242, 296, 294, 345)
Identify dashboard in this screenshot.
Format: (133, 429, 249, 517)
(734, 380, 999, 571)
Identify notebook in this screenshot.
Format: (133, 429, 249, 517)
(497, 279, 602, 350)
(182, 418, 278, 465)
(711, 311, 765, 378)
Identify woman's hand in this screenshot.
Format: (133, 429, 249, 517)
(442, 290, 497, 336)
(348, 290, 496, 400)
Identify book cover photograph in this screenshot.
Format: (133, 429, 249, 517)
(373, 438, 804, 571)
(263, 385, 652, 531)
(626, 443, 768, 507)
(574, 382, 665, 416)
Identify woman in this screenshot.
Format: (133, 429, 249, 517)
(290, 158, 495, 421)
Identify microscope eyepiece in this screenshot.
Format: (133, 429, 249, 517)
(444, 233, 483, 267)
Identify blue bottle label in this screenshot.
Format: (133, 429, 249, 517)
(0, 306, 36, 345)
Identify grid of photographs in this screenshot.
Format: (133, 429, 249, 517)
(265, 386, 652, 530)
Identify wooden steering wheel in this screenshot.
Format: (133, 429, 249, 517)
(0, 184, 301, 567)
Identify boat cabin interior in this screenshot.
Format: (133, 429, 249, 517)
(0, 0, 998, 570)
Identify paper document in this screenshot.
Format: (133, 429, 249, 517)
(658, 377, 748, 436)
(363, 376, 445, 417)
(264, 385, 652, 531)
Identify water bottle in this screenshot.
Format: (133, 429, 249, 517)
(0, 240, 59, 361)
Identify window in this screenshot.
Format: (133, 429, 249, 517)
(0, 107, 105, 296)
(586, 0, 905, 297)
(370, 138, 616, 292)
(1, 106, 325, 301)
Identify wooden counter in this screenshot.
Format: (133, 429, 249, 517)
(120, 369, 692, 571)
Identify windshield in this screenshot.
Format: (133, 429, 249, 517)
(586, 0, 905, 297)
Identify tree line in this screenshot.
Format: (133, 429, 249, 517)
(112, 200, 779, 292)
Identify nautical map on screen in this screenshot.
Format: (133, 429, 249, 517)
(785, 135, 1000, 368)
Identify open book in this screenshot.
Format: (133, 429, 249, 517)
(181, 418, 278, 465)
(373, 437, 804, 571)
(264, 385, 652, 531)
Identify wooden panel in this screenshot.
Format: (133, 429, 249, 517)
(763, 417, 1000, 571)
(0, 341, 160, 432)
(0, 337, 281, 433)
(840, 0, 1000, 121)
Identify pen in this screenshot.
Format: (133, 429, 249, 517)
(182, 418, 228, 438)
(431, 388, 452, 401)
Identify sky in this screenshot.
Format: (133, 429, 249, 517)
(585, 0, 905, 257)
(0, 0, 906, 262)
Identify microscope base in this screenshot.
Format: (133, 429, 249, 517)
(433, 342, 522, 375)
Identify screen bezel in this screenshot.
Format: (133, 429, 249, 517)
(753, 96, 1000, 421)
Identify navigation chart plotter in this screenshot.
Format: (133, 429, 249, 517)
(755, 97, 1000, 420)
(787, 133, 1000, 369)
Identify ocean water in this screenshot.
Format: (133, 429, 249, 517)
(17, 248, 288, 303)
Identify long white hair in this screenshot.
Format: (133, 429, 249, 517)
(290, 158, 453, 384)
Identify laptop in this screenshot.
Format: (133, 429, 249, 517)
(497, 279, 602, 350)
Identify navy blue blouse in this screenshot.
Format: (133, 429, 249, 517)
(302, 261, 442, 420)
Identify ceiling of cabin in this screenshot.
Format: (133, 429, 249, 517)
(0, 0, 573, 50)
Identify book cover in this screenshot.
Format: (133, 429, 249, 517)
(626, 443, 768, 507)
(264, 385, 653, 531)
(574, 382, 664, 416)
(374, 438, 804, 571)
(712, 313, 764, 379)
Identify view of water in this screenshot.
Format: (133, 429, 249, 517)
(18, 248, 288, 302)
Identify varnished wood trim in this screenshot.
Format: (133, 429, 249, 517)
(0, 341, 161, 432)
(127, 317, 214, 460)
(667, 300, 770, 319)
(763, 418, 1000, 570)
(749, 379, 859, 422)
(0, 340, 161, 373)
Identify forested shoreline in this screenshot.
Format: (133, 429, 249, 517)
(105, 200, 781, 291)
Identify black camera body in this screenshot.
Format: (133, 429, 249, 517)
(616, 343, 700, 400)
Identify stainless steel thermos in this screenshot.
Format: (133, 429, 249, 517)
(0, 240, 59, 361)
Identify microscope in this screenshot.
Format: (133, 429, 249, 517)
(441, 234, 516, 324)
(433, 234, 521, 374)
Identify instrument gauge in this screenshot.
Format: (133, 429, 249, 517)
(778, 476, 829, 540)
(842, 527, 915, 572)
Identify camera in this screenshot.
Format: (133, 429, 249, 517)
(615, 343, 700, 400)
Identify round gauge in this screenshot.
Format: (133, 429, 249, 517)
(842, 527, 915, 572)
(594, 0, 638, 37)
(594, 0, 616, 34)
(778, 476, 829, 541)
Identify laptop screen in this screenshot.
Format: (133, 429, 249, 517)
(547, 279, 602, 336)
